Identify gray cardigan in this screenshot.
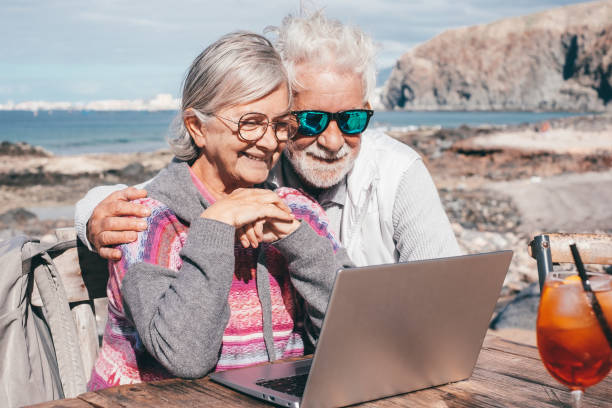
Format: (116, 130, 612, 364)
(121, 160, 353, 378)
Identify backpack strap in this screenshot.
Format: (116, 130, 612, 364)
(21, 239, 77, 265)
(22, 240, 87, 397)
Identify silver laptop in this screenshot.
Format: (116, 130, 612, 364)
(210, 250, 513, 408)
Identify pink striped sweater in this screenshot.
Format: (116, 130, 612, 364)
(88, 168, 342, 390)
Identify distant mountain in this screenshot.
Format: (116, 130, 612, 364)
(381, 1, 612, 112)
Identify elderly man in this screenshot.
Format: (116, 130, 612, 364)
(75, 11, 460, 265)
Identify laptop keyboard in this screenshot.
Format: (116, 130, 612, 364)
(256, 374, 309, 397)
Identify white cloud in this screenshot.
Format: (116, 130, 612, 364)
(77, 11, 182, 30)
(0, 83, 31, 96)
(69, 81, 103, 96)
(0, 93, 180, 112)
(377, 40, 416, 68)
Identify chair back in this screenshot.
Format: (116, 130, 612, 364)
(528, 233, 612, 290)
(30, 227, 109, 388)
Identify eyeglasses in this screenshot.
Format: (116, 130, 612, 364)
(214, 112, 297, 143)
(291, 109, 374, 137)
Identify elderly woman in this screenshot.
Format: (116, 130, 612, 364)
(87, 32, 352, 390)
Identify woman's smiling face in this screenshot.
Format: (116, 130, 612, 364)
(189, 83, 291, 195)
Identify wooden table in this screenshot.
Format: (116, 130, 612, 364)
(28, 332, 612, 407)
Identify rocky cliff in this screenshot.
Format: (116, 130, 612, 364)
(381, 1, 612, 112)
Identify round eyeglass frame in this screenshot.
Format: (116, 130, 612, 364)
(213, 112, 297, 143)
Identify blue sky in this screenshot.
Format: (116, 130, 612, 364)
(0, 0, 594, 103)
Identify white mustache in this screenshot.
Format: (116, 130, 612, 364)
(303, 142, 351, 160)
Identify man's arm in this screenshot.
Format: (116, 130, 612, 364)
(392, 159, 461, 262)
(74, 181, 153, 259)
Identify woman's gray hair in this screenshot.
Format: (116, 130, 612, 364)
(268, 10, 377, 103)
(169, 31, 290, 161)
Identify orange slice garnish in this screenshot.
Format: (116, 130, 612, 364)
(563, 275, 582, 284)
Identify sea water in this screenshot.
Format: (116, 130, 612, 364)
(0, 110, 585, 155)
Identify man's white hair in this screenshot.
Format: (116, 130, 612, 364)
(269, 10, 377, 103)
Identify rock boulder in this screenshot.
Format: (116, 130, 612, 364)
(381, 1, 612, 112)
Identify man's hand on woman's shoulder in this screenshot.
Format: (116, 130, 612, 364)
(87, 187, 151, 260)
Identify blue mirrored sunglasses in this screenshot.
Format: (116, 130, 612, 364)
(291, 109, 374, 136)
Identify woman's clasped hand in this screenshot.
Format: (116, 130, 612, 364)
(200, 188, 300, 248)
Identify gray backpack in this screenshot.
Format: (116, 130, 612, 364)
(0, 235, 87, 407)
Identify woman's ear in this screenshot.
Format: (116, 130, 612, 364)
(183, 110, 207, 148)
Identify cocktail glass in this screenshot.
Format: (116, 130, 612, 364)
(536, 272, 612, 407)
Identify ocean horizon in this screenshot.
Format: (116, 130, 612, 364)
(0, 110, 588, 155)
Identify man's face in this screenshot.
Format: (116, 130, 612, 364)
(285, 63, 366, 190)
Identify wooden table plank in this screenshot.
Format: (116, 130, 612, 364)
(26, 398, 94, 408)
(76, 377, 273, 408)
(343, 337, 611, 407)
(27, 334, 612, 408)
(482, 334, 540, 360)
(481, 335, 612, 402)
(423, 349, 609, 407)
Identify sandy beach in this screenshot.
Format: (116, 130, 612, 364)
(2, 113, 611, 334)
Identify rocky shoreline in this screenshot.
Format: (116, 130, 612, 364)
(2, 114, 612, 329)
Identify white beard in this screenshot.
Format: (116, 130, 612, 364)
(285, 141, 357, 189)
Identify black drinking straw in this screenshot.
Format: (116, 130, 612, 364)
(570, 243, 612, 348)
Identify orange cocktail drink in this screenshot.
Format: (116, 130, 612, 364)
(537, 273, 612, 389)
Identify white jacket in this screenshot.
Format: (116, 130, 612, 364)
(268, 129, 461, 266)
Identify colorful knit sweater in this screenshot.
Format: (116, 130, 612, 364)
(88, 162, 347, 390)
